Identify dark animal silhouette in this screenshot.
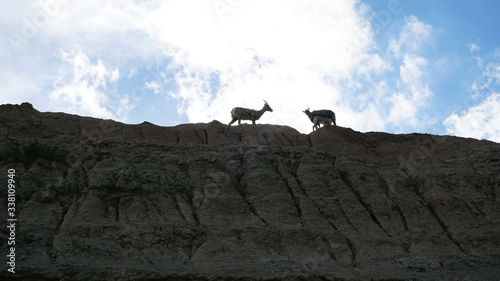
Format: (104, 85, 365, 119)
(227, 101, 273, 130)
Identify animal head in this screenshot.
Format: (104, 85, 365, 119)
(263, 100, 273, 112)
(303, 107, 311, 115)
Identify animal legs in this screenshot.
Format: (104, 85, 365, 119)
(227, 117, 238, 130)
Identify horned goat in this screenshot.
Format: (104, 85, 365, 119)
(227, 100, 273, 130)
(303, 107, 337, 131)
(312, 116, 334, 131)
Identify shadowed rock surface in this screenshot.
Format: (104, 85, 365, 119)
(0, 102, 499, 280)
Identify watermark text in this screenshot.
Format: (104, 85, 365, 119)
(6, 169, 17, 274)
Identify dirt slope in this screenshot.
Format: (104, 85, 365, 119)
(0, 102, 499, 280)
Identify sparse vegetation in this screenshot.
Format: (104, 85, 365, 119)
(0, 139, 68, 164)
(13, 121, 25, 138)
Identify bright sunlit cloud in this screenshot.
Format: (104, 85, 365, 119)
(444, 93, 500, 142)
(444, 44, 500, 142)
(49, 50, 128, 119)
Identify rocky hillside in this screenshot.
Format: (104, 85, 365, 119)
(0, 102, 499, 281)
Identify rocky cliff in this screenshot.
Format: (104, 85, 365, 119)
(0, 102, 499, 281)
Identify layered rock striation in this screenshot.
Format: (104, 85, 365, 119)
(0, 103, 499, 280)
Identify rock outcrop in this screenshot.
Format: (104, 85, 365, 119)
(0, 102, 499, 280)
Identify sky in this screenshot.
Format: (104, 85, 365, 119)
(1, 0, 499, 142)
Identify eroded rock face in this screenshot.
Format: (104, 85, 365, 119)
(0, 103, 499, 280)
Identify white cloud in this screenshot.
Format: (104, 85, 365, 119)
(400, 55, 426, 85)
(146, 81, 161, 94)
(110, 68, 120, 83)
(128, 68, 138, 78)
(469, 43, 481, 52)
(389, 16, 432, 57)
(472, 62, 500, 92)
(444, 93, 500, 142)
(49, 50, 130, 120)
(383, 17, 434, 131)
(444, 49, 500, 142)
